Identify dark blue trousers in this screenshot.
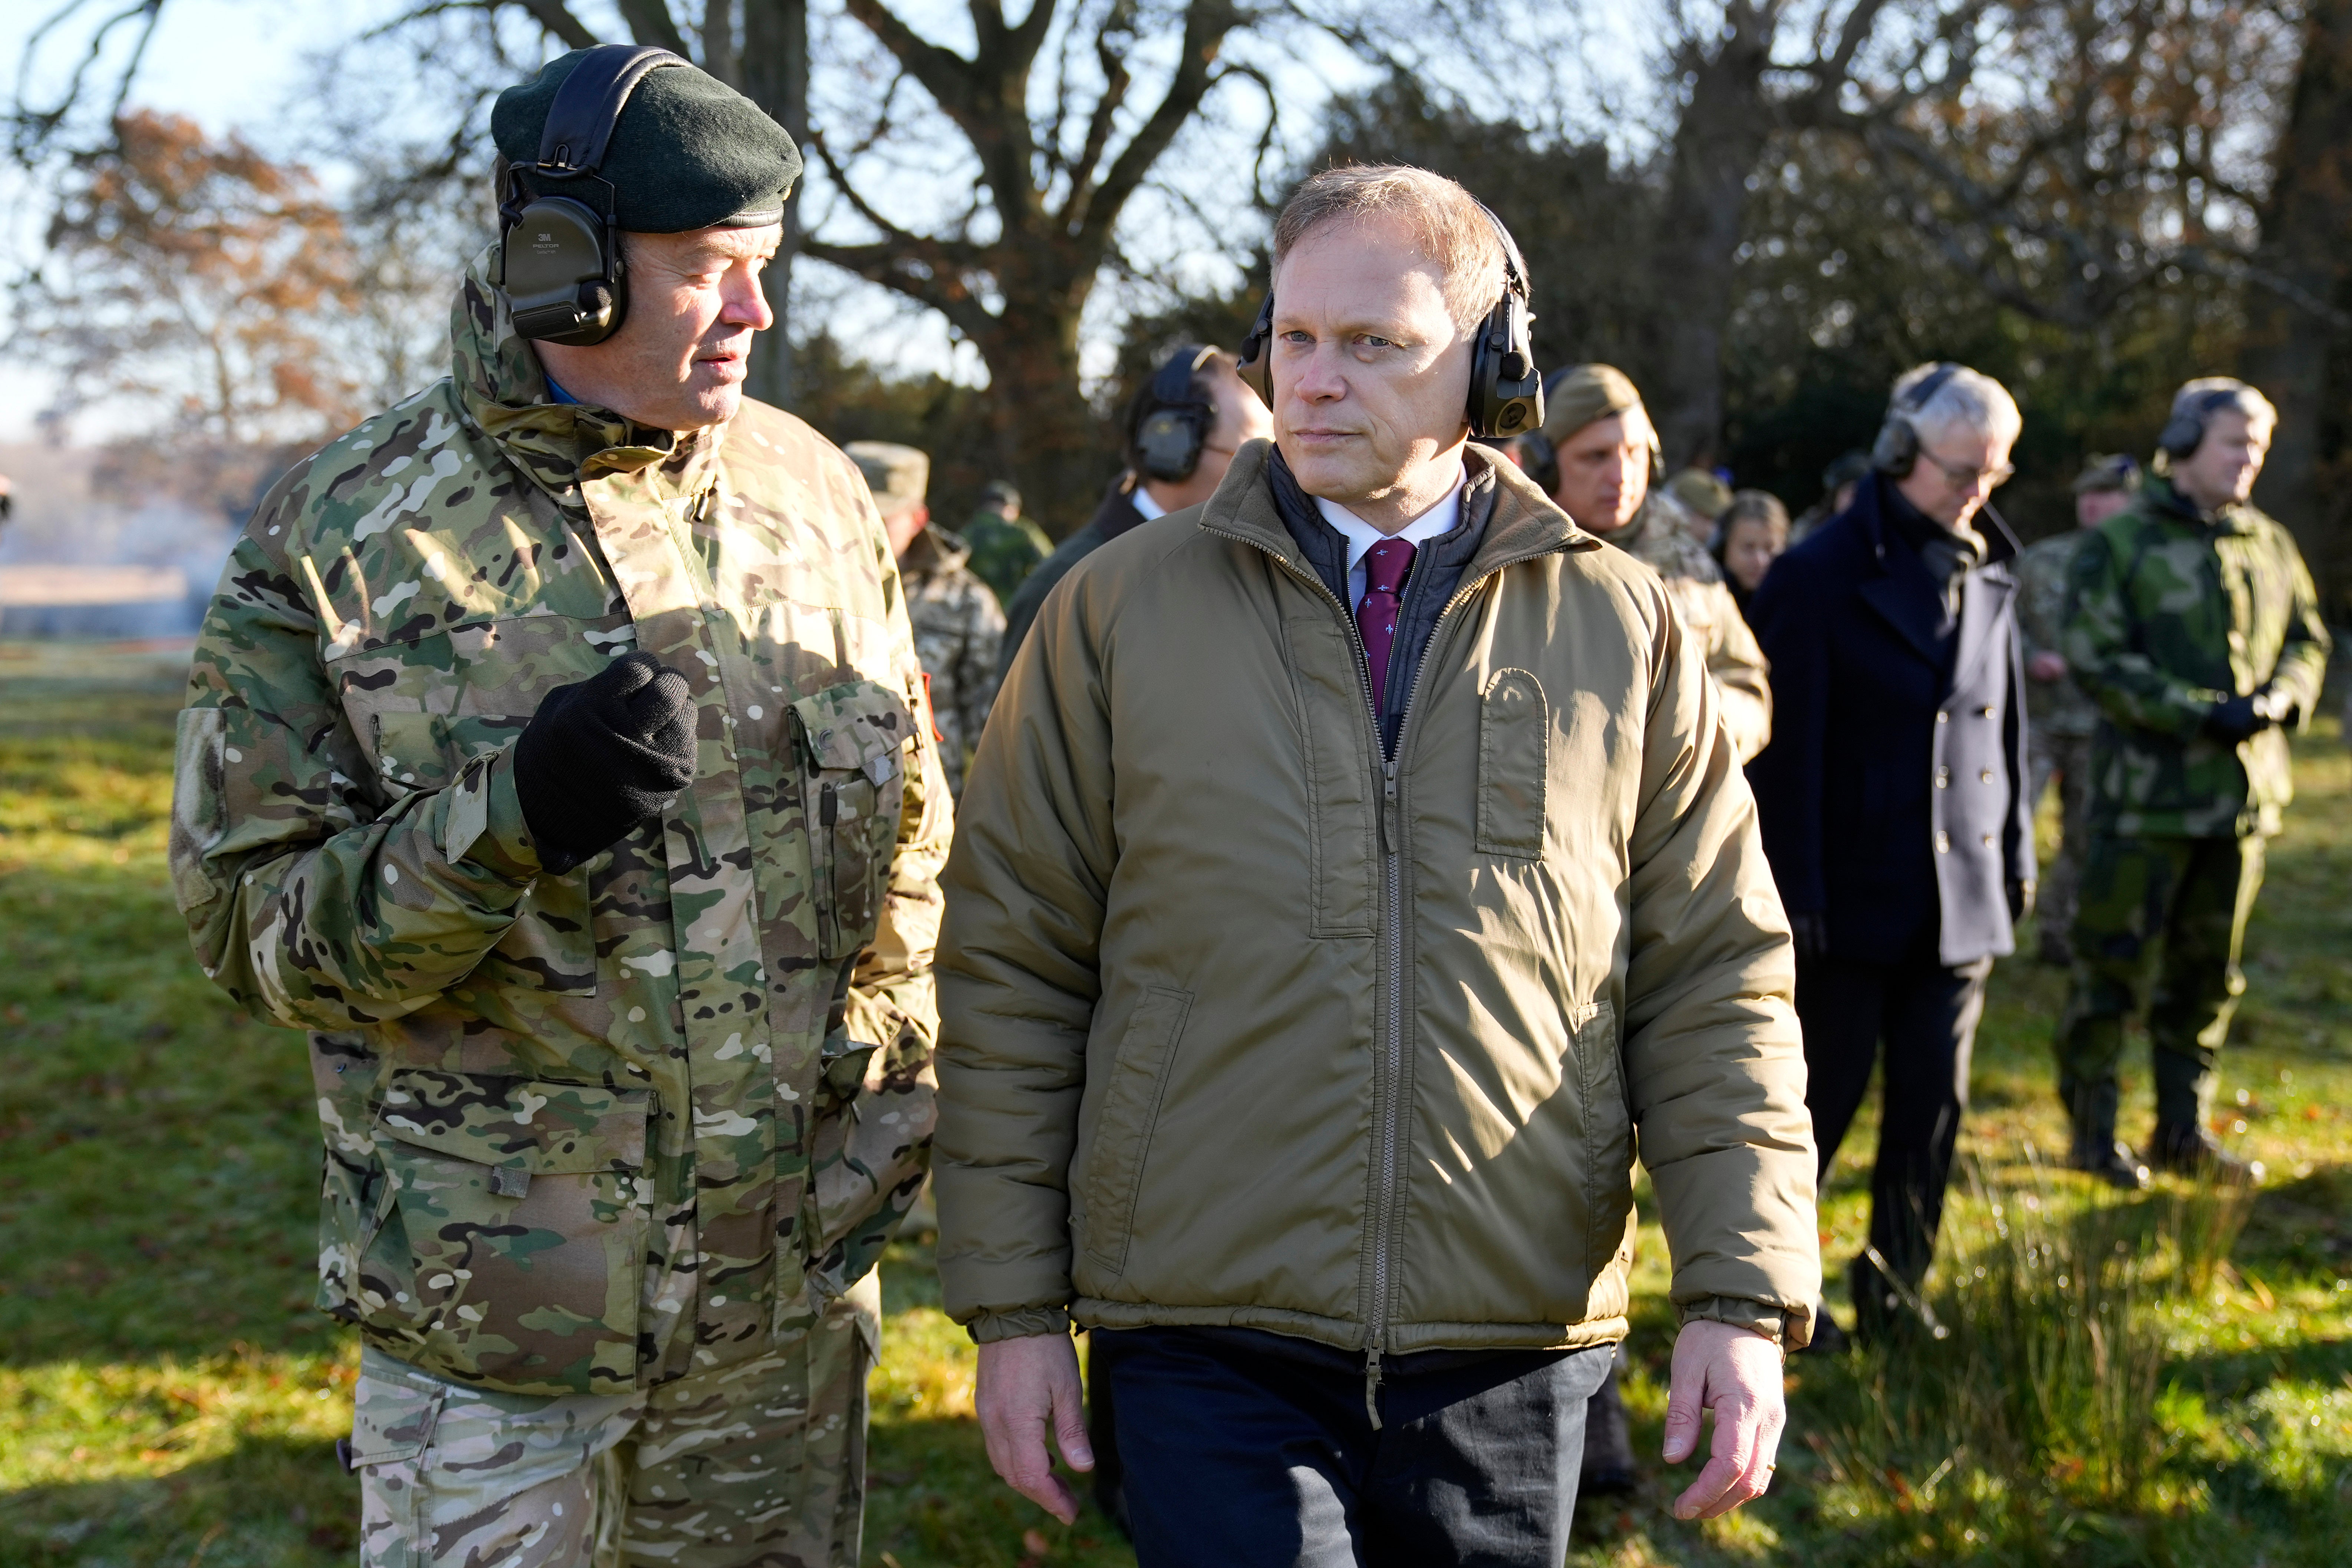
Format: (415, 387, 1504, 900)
(1102, 1326, 1614, 1568)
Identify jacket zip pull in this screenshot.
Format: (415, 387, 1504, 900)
(1364, 1349, 1383, 1432)
(1379, 760, 1398, 853)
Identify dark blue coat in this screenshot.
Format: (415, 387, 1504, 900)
(1747, 475, 2035, 968)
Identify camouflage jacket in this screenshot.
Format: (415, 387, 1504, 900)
(900, 524, 1004, 797)
(170, 248, 953, 1399)
(1600, 496, 1774, 762)
(960, 510, 1052, 605)
(2015, 529, 2098, 738)
(2063, 478, 2330, 837)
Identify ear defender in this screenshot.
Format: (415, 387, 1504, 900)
(496, 44, 687, 347)
(1134, 344, 1218, 482)
(1231, 209, 1541, 441)
(1871, 361, 1964, 477)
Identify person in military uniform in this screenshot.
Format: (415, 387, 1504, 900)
(2056, 379, 2330, 1188)
(960, 480, 1052, 606)
(1665, 466, 1735, 549)
(2015, 454, 2140, 967)
(169, 47, 950, 1567)
(848, 441, 1003, 797)
(1537, 364, 1773, 762)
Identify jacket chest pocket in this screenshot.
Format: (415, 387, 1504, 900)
(1476, 669, 1548, 859)
(372, 711, 597, 995)
(353, 1069, 652, 1396)
(790, 681, 916, 960)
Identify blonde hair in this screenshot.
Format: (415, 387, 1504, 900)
(1273, 164, 1506, 332)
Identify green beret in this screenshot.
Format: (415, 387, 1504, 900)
(2072, 452, 2141, 494)
(846, 442, 930, 515)
(1666, 468, 1734, 521)
(1542, 363, 1656, 459)
(494, 49, 801, 233)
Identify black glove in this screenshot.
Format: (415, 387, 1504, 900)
(1788, 911, 1830, 964)
(2009, 878, 2036, 924)
(513, 650, 696, 874)
(2203, 693, 2275, 745)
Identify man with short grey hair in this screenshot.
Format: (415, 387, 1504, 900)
(1749, 360, 2035, 1346)
(936, 162, 1817, 1563)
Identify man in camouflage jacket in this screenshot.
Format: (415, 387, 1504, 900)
(960, 481, 1052, 607)
(849, 441, 1004, 797)
(170, 48, 949, 1567)
(2056, 379, 2329, 1186)
(2015, 455, 2139, 965)
(1538, 366, 1771, 763)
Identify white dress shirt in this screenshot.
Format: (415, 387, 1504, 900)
(1130, 483, 1167, 522)
(1313, 466, 1468, 610)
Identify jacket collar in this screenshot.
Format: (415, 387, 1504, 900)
(1200, 439, 1601, 584)
(1850, 471, 2019, 679)
(449, 245, 725, 510)
(2141, 474, 2261, 537)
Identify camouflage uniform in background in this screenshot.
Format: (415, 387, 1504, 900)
(1599, 495, 1775, 762)
(2055, 476, 2330, 1143)
(899, 525, 1004, 796)
(2015, 526, 2101, 961)
(960, 504, 1052, 607)
(172, 248, 952, 1565)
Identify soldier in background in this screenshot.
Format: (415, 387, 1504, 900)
(961, 479, 1052, 606)
(1665, 466, 1735, 548)
(850, 441, 1004, 797)
(171, 47, 948, 1564)
(2057, 379, 2330, 1188)
(1541, 364, 1773, 762)
(2014, 454, 2139, 967)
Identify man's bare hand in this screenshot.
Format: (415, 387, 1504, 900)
(975, 1332, 1094, 1524)
(1660, 1319, 1786, 1520)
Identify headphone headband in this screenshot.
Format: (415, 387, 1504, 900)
(536, 46, 689, 175)
(1897, 362, 1963, 415)
(1149, 344, 1215, 409)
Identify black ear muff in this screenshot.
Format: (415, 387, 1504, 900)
(498, 44, 687, 347)
(1871, 361, 1963, 477)
(1133, 344, 1217, 482)
(2158, 388, 2245, 460)
(1234, 295, 1275, 406)
(1467, 205, 1542, 439)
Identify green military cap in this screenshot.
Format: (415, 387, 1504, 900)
(493, 49, 801, 232)
(1541, 364, 1644, 444)
(2072, 453, 2141, 494)
(845, 441, 929, 515)
(1667, 467, 1734, 522)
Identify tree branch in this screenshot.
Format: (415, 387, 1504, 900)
(505, 0, 603, 49)
(1072, 0, 1238, 250)
(616, 0, 690, 53)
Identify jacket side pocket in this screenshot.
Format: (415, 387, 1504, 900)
(1576, 1001, 1635, 1283)
(1080, 987, 1194, 1276)
(791, 681, 917, 959)
(1477, 668, 1548, 858)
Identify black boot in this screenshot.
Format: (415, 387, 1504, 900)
(1848, 1253, 1903, 1346)
(2067, 1136, 2151, 1191)
(2149, 1122, 2264, 1187)
(1797, 1303, 1850, 1355)
(1579, 1350, 1639, 1496)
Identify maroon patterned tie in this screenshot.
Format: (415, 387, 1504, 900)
(1356, 537, 1418, 705)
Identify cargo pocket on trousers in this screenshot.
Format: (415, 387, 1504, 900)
(791, 680, 917, 960)
(355, 1070, 652, 1397)
(1476, 669, 1547, 858)
(1574, 1002, 1634, 1283)
(1080, 988, 1194, 1276)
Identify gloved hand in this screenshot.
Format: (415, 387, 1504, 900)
(2009, 878, 2036, 924)
(2250, 681, 2299, 727)
(513, 650, 696, 874)
(2203, 693, 2275, 745)
(1788, 912, 1830, 964)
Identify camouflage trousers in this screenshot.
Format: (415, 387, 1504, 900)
(350, 1273, 880, 1568)
(2056, 833, 2267, 1138)
(2026, 730, 2094, 961)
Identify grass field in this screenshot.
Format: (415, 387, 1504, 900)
(1, 638, 2348, 1566)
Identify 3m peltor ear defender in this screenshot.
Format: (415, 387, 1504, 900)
(1132, 344, 1217, 481)
(1234, 204, 1544, 439)
(2158, 386, 2252, 461)
(495, 44, 688, 346)
(1871, 362, 1963, 477)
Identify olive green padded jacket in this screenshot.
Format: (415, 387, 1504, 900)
(934, 441, 1818, 1359)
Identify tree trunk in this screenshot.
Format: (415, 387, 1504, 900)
(1649, 5, 1777, 469)
(2239, 0, 2352, 605)
(740, 0, 808, 409)
(969, 290, 1104, 537)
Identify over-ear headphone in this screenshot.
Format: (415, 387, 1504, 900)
(2157, 386, 2250, 461)
(1234, 203, 1543, 439)
(1132, 344, 1217, 481)
(1871, 362, 1963, 477)
(495, 45, 688, 346)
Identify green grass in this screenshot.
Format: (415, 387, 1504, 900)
(1, 637, 2348, 1565)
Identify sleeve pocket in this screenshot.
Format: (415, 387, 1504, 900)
(169, 707, 229, 913)
(1476, 668, 1548, 858)
(792, 681, 917, 958)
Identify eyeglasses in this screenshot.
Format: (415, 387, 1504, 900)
(1919, 445, 2015, 489)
